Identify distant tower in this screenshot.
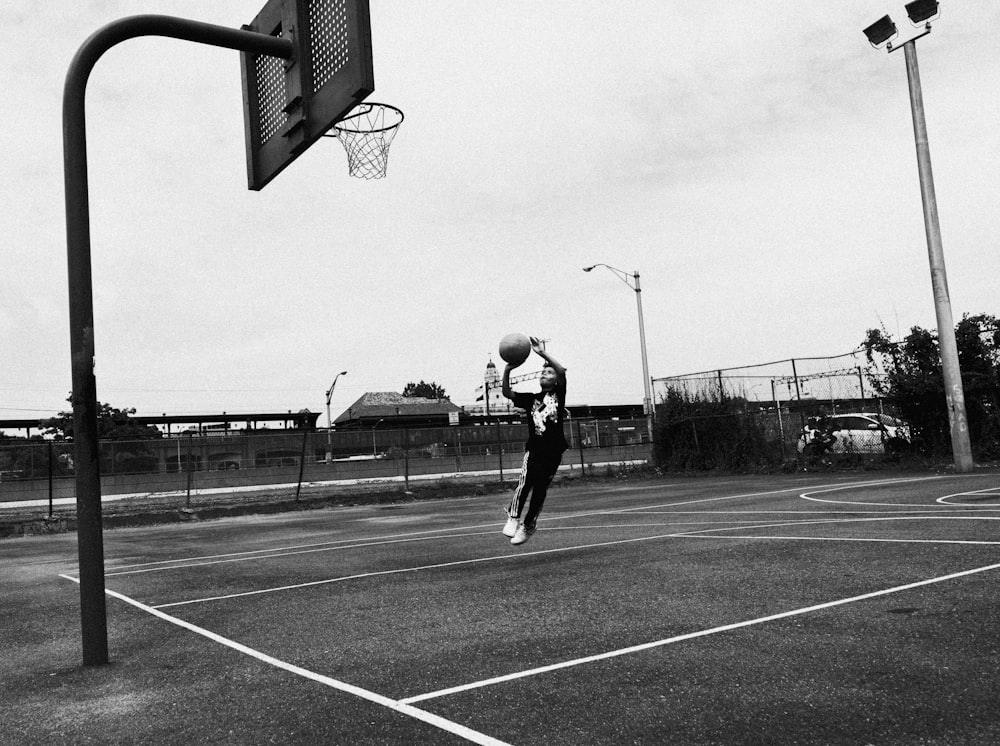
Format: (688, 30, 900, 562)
(483, 358, 506, 415)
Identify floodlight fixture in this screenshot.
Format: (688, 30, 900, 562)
(863, 15, 898, 48)
(905, 0, 939, 25)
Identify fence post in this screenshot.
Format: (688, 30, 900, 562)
(48, 441, 55, 519)
(577, 420, 586, 474)
(185, 432, 193, 509)
(791, 358, 805, 428)
(495, 419, 503, 482)
(404, 428, 410, 492)
(295, 427, 308, 502)
(772, 379, 787, 461)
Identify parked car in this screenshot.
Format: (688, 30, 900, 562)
(797, 413, 910, 455)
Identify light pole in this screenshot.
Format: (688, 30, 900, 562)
(583, 264, 654, 443)
(863, 1, 973, 473)
(372, 418, 384, 457)
(325, 370, 347, 463)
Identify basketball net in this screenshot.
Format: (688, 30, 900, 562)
(330, 103, 403, 179)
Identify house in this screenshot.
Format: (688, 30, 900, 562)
(334, 392, 464, 429)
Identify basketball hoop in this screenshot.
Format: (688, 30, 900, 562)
(326, 102, 403, 179)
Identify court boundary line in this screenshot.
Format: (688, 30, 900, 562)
(105, 529, 500, 577)
(399, 560, 1000, 704)
(147, 531, 709, 608)
(672, 533, 1000, 546)
(57, 574, 511, 746)
(148, 513, 1000, 609)
(670, 514, 1000, 537)
(103, 480, 786, 572)
(800, 476, 999, 508)
(104, 475, 947, 575)
(938, 486, 1000, 506)
(52, 474, 994, 740)
(103, 482, 848, 576)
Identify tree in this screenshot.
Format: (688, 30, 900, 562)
(43, 397, 163, 441)
(402, 380, 447, 399)
(862, 313, 1000, 458)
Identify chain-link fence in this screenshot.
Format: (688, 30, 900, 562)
(652, 349, 887, 412)
(650, 350, 915, 469)
(0, 418, 651, 509)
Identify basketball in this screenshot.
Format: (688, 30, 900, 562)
(499, 333, 531, 365)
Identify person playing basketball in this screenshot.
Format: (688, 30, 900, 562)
(501, 336, 567, 546)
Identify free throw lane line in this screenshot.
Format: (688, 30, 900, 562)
(400, 560, 1000, 704)
(58, 575, 511, 746)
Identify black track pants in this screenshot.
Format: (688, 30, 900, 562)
(507, 449, 562, 529)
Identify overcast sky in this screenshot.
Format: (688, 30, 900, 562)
(2, 1, 998, 425)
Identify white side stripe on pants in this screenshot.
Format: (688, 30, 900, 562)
(508, 451, 530, 517)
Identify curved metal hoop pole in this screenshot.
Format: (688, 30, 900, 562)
(63, 15, 292, 667)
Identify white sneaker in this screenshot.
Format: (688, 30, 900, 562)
(510, 523, 536, 546)
(502, 515, 519, 537)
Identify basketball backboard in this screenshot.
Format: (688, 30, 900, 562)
(241, 0, 374, 190)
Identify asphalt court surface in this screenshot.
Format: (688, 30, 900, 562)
(53, 472, 1000, 743)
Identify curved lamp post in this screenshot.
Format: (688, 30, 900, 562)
(583, 264, 653, 442)
(325, 371, 347, 462)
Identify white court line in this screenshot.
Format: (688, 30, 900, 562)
(399, 560, 1000, 704)
(672, 534, 1000, 546)
(139, 477, 968, 607)
(937, 486, 1000, 506)
(800, 475, 997, 508)
(108, 519, 513, 571)
(668, 514, 1000, 538)
(149, 531, 701, 608)
(550, 475, 947, 526)
(117, 513, 927, 575)
(50, 474, 986, 741)
(150, 512, 1000, 609)
(58, 574, 511, 746)
(151, 515, 872, 607)
(104, 479, 708, 572)
(99, 482, 807, 575)
(105, 478, 776, 572)
(104, 475, 938, 574)
(105, 530, 499, 577)
(663, 512, 1000, 545)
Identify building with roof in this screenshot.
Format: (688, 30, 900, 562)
(333, 392, 464, 429)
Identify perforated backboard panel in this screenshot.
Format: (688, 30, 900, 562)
(241, 0, 374, 190)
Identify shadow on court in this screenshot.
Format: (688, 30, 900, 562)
(3, 470, 1000, 745)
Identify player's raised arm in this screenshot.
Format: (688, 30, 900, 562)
(530, 336, 565, 377)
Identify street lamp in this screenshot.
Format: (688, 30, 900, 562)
(862, 1, 973, 473)
(325, 370, 347, 463)
(582, 264, 654, 442)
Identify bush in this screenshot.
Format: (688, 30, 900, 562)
(654, 389, 780, 472)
